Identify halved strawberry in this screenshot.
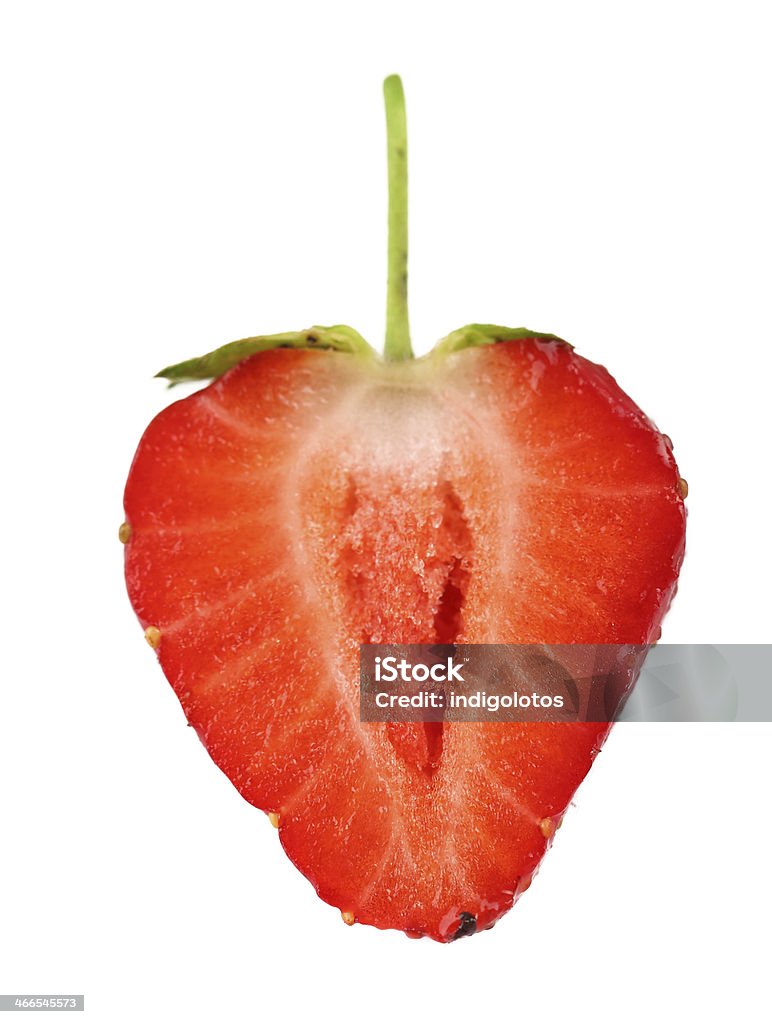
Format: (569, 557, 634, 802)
(121, 76, 686, 940)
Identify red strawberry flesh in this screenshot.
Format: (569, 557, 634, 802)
(123, 338, 685, 940)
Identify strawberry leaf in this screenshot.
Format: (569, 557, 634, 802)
(156, 325, 376, 385)
(432, 324, 569, 356)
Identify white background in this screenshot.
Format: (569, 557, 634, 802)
(1, 2, 770, 1021)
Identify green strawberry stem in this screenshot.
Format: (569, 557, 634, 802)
(383, 75, 413, 362)
(154, 75, 565, 385)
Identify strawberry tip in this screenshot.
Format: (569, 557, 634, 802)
(450, 912, 477, 941)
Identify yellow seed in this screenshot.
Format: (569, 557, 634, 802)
(144, 626, 162, 650)
(341, 910, 355, 926)
(118, 522, 132, 544)
(539, 817, 555, 839)
(662, 434, 673, 449)
(268, 812, 281, 829)
(678, 477, 689, 499)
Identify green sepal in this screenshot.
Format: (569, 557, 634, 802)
(431, 324, 570, 357)
(155, 324, 376, 385)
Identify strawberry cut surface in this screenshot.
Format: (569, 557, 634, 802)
(123, 337, 686, 940)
